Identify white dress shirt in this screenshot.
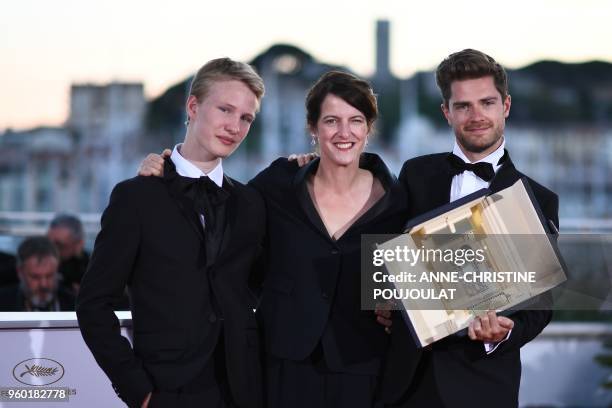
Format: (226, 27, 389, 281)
(170, 143, 224, 228)
(170, 144, 224, 187)
(448, 139, 510, 354)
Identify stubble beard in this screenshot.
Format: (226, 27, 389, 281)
(456, 124, 503, 155)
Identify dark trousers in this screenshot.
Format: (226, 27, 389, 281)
(386, 350, 445, 408)
(150, 330, 235, 408)
(149, 387, 224, 408)
(265, 350, 378, 408)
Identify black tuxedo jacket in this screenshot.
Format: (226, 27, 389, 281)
(76, 160, 265, 408)
(249, 154, 408, 373)
(381, 151, 558, 407)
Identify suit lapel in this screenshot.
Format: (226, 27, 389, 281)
(164, 159, 241, 270)
(292, 158, 335, 241)
(428, 154, 455, 208)
(292, 154, 407, 240)
(217, 175, 238, 259)
(163, 159, 205, 243)
(344, 154, 406, 234)
(488, 151, 520, 193)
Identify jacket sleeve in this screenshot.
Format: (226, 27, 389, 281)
(496, 191, 558, 353)
(76, 180, 153, 408)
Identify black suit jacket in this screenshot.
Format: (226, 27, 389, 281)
(249, 154, 408, 373)
(76, 160, 265, 408)
(0, 251, 17, 287)
(381, 150, 558, 407)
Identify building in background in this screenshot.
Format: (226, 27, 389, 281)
(0, 127, 74, 212)
(0, 83, 145, 214)
(68, 82, 145, 212)
(0, 20, 610, 222)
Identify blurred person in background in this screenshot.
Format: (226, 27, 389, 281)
(47, 213, 90, 294)
(0, 236, 75, 311)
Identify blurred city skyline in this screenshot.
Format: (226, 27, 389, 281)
(2, 0, 612, 131)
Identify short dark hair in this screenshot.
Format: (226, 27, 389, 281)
(305, 71, 378, 131)
(17, 236, 59, 267)
(49, 213, 84, 241)
(436, 49, 508, 107)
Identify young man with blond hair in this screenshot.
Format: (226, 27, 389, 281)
(77, 58, 266, 408)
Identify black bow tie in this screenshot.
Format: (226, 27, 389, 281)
(176, 175, 230, 231)
(178, 175, 229, 205)
(447, 154, 496, 182)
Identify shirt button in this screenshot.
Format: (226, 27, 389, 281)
(209, 313, 217, 323)
(331, 249, 339, 255)
(322, 292, 329, 300)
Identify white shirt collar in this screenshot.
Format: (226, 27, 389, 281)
(170, 143, 224, 187)
(452, 138, 506, 171)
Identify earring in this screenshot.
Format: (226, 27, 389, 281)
(184, 119, 190, 126)
(311, 136, 317, 147)
(365, 136, 369, 147)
